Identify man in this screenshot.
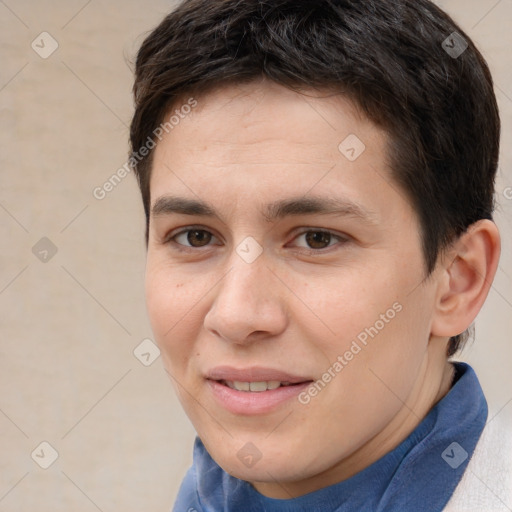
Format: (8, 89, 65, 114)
(129, 0, 509, 510)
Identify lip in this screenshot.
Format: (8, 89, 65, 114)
(206, 366, 311, 384)
(205, 366, 313, 415)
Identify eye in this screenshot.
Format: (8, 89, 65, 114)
(291, 229, 347, 251)
(171, 228, 220, 248)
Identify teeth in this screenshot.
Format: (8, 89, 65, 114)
(250, 381, 269, 392)
(226, 380, 282, 392)
(233, 381, 250, 391)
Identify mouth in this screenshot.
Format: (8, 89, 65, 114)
(205, 366, 314, 415)
(217, 380, 308, 392)
(206, 365, 312, 384)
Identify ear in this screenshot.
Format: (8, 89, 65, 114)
(431, 219, 501, 338)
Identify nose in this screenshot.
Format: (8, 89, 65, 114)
(203, 256, 288, 345)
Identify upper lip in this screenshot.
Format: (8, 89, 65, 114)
(206, 366, 312, 384)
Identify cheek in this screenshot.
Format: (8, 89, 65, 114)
(300, 269, 401, 349)
(334, 281, 435, 418)
(144, 260, 205, 364)
(304, 261, 432, 395)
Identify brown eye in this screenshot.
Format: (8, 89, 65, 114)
(304, 231, 333, 249)
(186, 230, 212, 247)
(173, 229, 215, 248)
(290, 229, 348, 252)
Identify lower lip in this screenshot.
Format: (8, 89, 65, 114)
(206, 380, 312, 415)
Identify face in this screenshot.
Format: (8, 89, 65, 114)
(145, 80, 447, 498)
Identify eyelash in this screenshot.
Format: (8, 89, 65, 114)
(166, 225, 349, 254)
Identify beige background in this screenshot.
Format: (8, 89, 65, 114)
(0, 0, 511, 510)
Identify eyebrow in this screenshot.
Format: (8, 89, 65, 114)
(151, 195, 377, 224)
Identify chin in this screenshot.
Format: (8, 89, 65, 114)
(227, 459, 304, 487)
(206, 438, 310, 483)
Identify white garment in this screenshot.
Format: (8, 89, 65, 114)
(444, 406, 512, 511)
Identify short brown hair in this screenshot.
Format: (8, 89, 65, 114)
(130, 0, 500, 356)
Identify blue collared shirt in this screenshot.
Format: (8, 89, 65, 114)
(173, 362, 487, 512)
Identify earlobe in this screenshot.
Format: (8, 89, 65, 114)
(431, 219, 501, 338)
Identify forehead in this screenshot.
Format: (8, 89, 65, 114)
(166, 80, 380, 154)
(149, 80, 411, 226)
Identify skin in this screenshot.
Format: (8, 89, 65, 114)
(144, 78, 500, 499)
